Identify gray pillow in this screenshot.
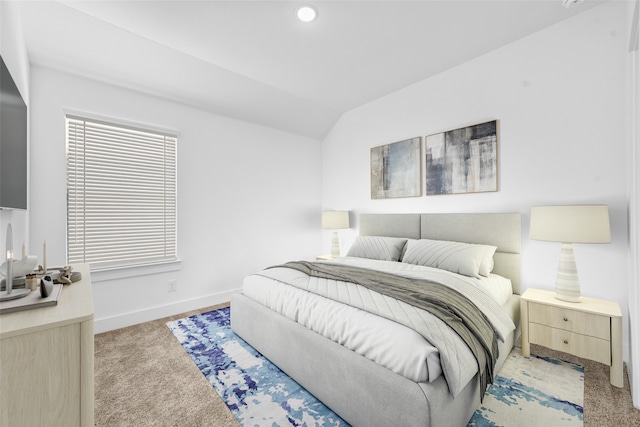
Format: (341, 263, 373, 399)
(401, 239, 497, 278)
(346, 236, 408, 262)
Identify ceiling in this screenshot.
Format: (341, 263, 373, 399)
(16, 0, 605, 139)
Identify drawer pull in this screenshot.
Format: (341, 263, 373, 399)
(563, 339, 569, 344)
(563, 317, 568, 322)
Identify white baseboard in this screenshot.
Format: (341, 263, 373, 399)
(93, 288, 242, 334)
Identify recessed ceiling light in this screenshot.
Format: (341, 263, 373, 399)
(296, 5, 317, 22)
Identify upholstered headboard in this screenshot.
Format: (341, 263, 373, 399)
(359, 213, 522, 294)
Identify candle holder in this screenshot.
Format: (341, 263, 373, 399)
(0, 224, 30, 301)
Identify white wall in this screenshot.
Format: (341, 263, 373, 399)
(627, 0, 640, 408)
(29, 67, 323, 332)
(322, 1, 632, 364)
(0, 1, 30, 254)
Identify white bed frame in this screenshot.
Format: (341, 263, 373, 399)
(231, 212, 521, 427)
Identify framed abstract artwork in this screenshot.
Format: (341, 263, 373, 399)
(371, 137, 422, 199)
(425, 120, 498, 196)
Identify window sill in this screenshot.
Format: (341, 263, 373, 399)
(90, 259, 182, 283)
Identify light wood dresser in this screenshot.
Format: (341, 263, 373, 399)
(520, 287, 623, 388)
(0, 264, 94, 426)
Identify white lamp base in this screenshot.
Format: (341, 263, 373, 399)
(0, 287, 30, 302)
(554, 243, 581, 303)
(331, 230, 340, 258)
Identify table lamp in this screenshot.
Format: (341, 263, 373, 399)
(322, 211, 350, 257)
(530, 205, 611, 302)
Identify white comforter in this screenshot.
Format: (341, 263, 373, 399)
(242, 257, 515, 396)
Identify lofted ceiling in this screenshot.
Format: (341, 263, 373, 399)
(16, 0, 605, 139)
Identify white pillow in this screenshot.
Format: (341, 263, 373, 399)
(346, 236, 408, 262)
(478, 246, 497, 277)
(475, 274, 513, 306)
(401, 239, 497, 278)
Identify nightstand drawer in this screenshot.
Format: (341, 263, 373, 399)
(528, 302, 610, 340)
(529, 323, 611, 364)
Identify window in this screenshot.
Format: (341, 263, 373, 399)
(66, 115, 177, 270)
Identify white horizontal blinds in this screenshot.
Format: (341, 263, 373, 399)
(67, 116, 177, 269)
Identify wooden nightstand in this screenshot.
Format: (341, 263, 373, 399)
(316, 254, 335, 260)
(520, 288, 623, 388)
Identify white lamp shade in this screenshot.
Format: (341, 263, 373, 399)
(530, 205, 611, 244)
(322, 211, 350, 230)
(530, 204, 611, 303)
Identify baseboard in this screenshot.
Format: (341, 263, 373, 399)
(93, 288, 241, 334)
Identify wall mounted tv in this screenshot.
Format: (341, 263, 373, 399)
(0, 55, 28, 210)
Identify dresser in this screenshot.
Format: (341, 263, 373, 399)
(520, 287, 623, 388)
(0, 264, 94, 426)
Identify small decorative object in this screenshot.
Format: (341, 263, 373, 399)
(371, 137, 422, 199)
(57, 265, 73, 285)
(0, 223, 30, 302)
(322, 210, 350, 257)
(40, 275, 54, 298)
(25, 274, 38, 291)
(10, 255, 38, 278)
(42, 240, 47, 273)
(529, 205, 611, 302)
(425, 120, 498, 195)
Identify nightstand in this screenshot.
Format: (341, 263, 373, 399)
(520, 288, 623, 388)
(316, 254, 335, 260)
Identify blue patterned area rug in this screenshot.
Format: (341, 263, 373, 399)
(167, 307, 583, 427)
(468, 348, 583, 426)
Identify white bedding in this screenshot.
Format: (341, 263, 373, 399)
(242, 257, 516, 395)
(244, 274, 443, 382)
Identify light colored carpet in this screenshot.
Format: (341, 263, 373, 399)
(95, 303, 239, 427)
(95, 303, 640, 427)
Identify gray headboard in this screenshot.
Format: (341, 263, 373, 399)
(359, 213, 522, 294)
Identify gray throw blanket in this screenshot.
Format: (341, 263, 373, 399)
(274, 261, 499, 399)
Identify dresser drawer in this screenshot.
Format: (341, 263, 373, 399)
(528, 302, 610, 340)
(529, 323, 611, 364)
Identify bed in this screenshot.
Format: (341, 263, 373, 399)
(231, 212, 521, 427)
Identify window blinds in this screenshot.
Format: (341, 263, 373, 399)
(66, 116, 177, 269)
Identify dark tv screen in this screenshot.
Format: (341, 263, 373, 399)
(0, 55, 28, 210)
